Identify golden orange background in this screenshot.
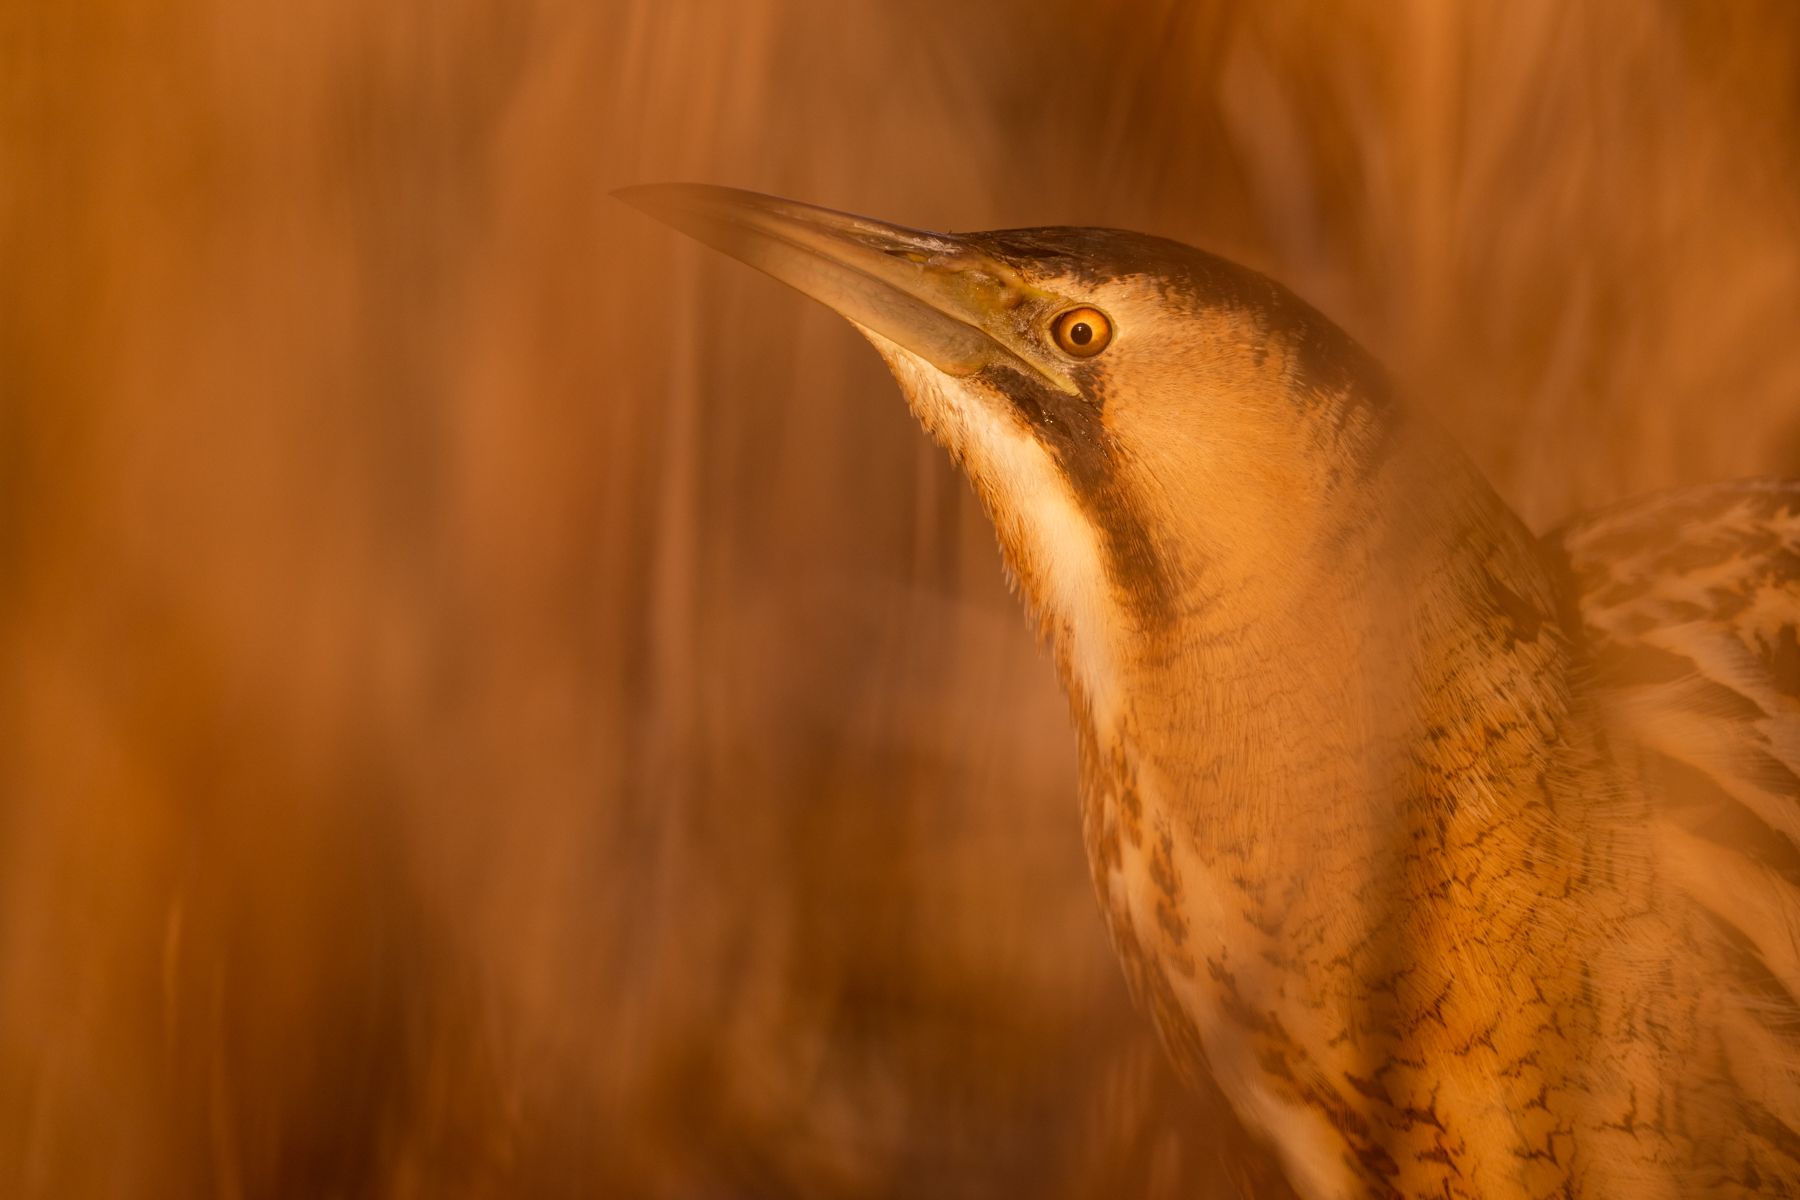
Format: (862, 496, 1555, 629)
(3, 2, 1798, 1195)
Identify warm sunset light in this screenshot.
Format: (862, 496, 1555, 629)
(3, 4, 1797, 1196)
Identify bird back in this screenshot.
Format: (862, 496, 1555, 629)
(1551, 478, 1800, 1192)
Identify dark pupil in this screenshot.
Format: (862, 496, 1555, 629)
(1069, 321, 1093, 346)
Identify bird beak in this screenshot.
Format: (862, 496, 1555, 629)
(615, 183, 1079, 395)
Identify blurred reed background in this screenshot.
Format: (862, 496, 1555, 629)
(3, 1, 1799, 1196)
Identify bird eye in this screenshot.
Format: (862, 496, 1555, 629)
(1050, 307, 1112, 358)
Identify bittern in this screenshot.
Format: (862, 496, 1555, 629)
(620, 184, 1800, 1198)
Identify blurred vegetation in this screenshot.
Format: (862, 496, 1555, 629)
(2, 1, 1798, 1195)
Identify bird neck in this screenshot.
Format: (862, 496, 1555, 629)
(1065, 429, 1579, 934)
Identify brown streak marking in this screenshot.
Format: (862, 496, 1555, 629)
(1155, 898, 1188, 945)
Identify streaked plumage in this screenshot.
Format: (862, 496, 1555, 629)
(1546, 480, 1800, 1190)
(624, 185, 1800, 1197)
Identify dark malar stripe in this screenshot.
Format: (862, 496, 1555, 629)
(974, 363, 1179, 630)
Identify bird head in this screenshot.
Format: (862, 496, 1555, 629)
(618, 185, 1470, 738)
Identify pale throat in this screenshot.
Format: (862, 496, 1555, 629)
(865, 336, 1138, 743)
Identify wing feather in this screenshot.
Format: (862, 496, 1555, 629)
(1552, 477, 1800, 1004)
(1552, 479, 1800, 1175)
